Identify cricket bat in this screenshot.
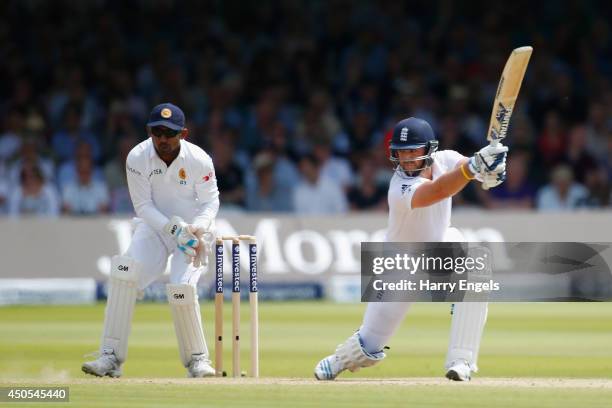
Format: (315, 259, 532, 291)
(483, 46, 533, 190)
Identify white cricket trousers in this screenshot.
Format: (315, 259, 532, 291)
(126, 220, 206, 290)
(358, 227, 488, 369)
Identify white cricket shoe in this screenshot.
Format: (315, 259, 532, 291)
(314, 332, 385, 381)
(314, 354, 343, 380)
(445, 359, 474, 381)
(82, 349, 121, 378)
(187, 354, 216, 378)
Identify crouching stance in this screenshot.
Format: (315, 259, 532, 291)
(315, 117, 507, 381)
(82, 103, 219, 378)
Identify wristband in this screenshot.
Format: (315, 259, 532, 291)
(460, 164, 475, 181)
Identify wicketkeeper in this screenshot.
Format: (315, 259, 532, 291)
(82, 103, 218, 378)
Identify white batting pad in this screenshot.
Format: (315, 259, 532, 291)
(101, 255, 140, 363)
(167, 284, 209, 367)
(336, 332, 385, 373)
(446, 302, 488, 371)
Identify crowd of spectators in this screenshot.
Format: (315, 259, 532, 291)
(0, 1, 611, 217)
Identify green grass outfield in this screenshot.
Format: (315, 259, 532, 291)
(1, 302, 611, 407)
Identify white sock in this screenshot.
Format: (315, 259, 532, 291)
(358, 302, 412, 354)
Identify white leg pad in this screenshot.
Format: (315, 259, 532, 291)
(446, 302, 488, 371)
(101, 255, 140, 364)
(337, 332, 385, 373)
(167, 284, 209, 367)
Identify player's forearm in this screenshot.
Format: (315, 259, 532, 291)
(429, 159, 473, 198)
(126, 164, 171, 232)
(193, 196, 219, 230)
(133, 200, 170, 232)
(412, 159, 473, 208)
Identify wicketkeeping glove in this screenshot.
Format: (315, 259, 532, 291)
(163, 216, 199, 258)
(192, 230, 214, 268)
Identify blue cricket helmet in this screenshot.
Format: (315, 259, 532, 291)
(389, 117, 438, 177)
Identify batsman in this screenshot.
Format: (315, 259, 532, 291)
(314, 117, 508, 381)
(82, 103, 218, 378)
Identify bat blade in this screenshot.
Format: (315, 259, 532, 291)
(487, 46, 533, 144)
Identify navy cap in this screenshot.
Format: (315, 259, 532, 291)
(147, 103, 185, 131)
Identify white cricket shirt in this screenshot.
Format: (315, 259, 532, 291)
(126, 138, 219, 232)
(386, 150, 465, 242)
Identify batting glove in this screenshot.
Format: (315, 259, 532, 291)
(468, 143, 509, 177)
(481, 166, 507, 189)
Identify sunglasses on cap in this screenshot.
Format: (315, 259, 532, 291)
(150, 126, 182, 138)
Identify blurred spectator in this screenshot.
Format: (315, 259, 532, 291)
(447, 85, 487, 147)
(0, 108, 25, 161)
(437, 115, 477, 157)
(62, 156, 110, 215)
(564, 125, 598, 183)
(293, 154, 348, 214)
(306, 90, 343, 143)
(293, 110, 323, 157)
(606, 129, 612, 181)
(507, 115, 536, 152)
(8, 164, 60, 217)
(585, 102, 608, 161)
(51, 104, 101, 163)
(104, 136, 137, 213)
(211, 138, 246, 210)
(7, 137, 55, 186)
(267, 121, 301, 192)
(295, 90, 343, 154)
(47, 68, 102, 130)
(313, 140, 353, 191)
(347, 155, 387, 211)
(345, 110, 381, 158)
(581, 166, 611, 207)
(371, 139, 394, 187)
(0, 179, 7, 214)
(536, 165, 588, 211)
(246, 153, 292, 212)
(537, 111, 567, 168)
(104, 101, 142, 158)
(489, 151, 536, 209)
(242, 94, 279, 154)
(23, 106, 47, 138)
(57, 141, 105, 189)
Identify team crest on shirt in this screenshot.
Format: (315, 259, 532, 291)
(401, 184, 412, 195)
(161, 108, 172, 118)
(178, 168, 187, 184)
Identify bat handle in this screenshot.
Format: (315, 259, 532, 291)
(482, 139, 499, 190)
